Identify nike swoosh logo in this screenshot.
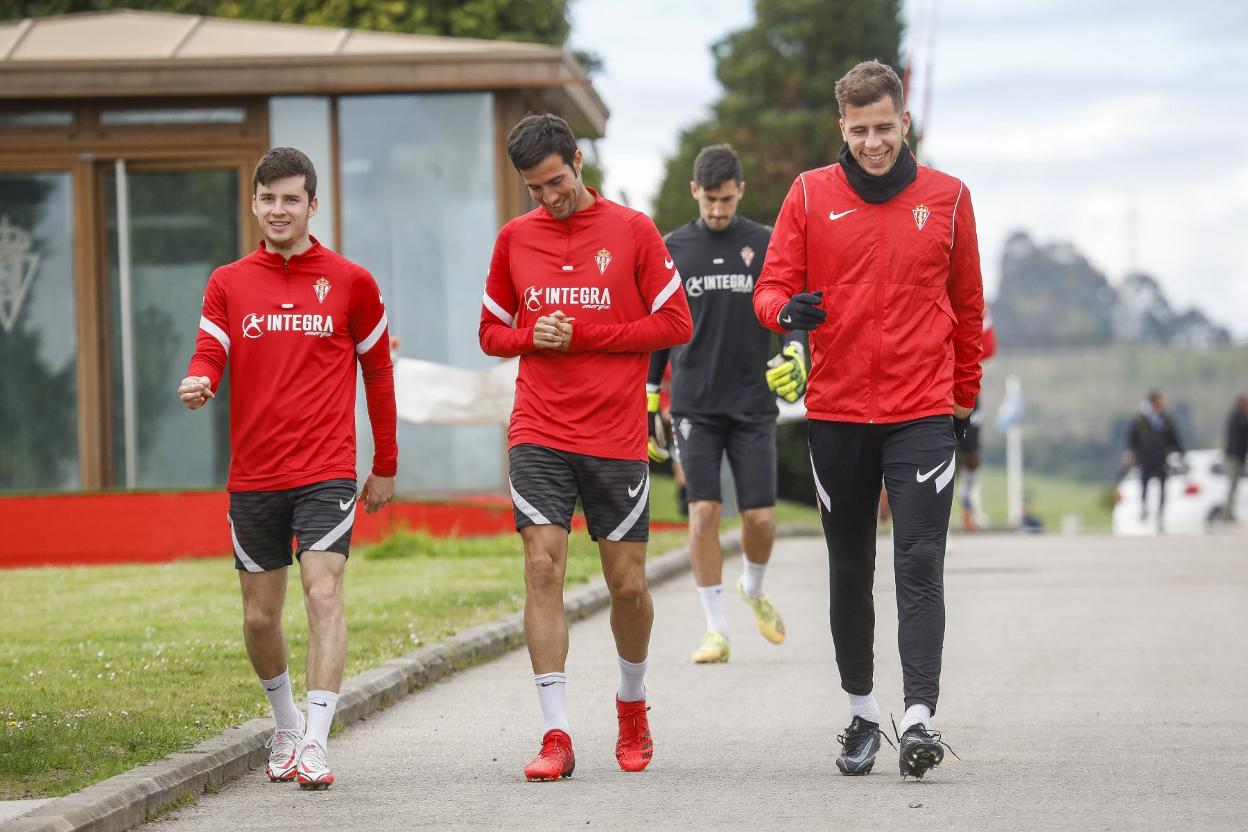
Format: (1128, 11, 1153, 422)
(664, 257, 674, 270)
(339, 497, 355, 511)
(828, 209, 857, 221)
(781, 313, 792, 325)
(310, 701, 328, 707)
(628, 475, 646, 498)
(916, 461, 948, 482)
(538, 681, 558, 687)
(266, 685, 284, 692)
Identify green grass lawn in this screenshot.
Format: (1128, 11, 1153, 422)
(966, 465, 1114, 532)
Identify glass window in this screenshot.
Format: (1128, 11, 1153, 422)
(268, 97, 336, 250)
(0, 111, 74, 128)
(105, 168, 237, 488)
(0, 172, 79, 491)
(338, 93, 502, 492)
(99, 108, 246, 126)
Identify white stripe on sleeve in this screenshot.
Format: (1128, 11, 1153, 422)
(355, 311, 388, 355)
(199, 316, 230, 353)
(951, 181, 964, 247)
(483, 291, 515, 326)
(650, 273, 682, 314)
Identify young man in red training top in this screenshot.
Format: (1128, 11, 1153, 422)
(479, 114, 692, 781)
(178, 147, 397, 791)
(754, 61, 984, 779)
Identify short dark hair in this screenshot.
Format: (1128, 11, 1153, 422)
(253, 147, 317, 200)
(1148, 389, 1165, 405)
(835, 59, 905, 115)
(506, 113, 578, 171)
(692, 144, 743, 189)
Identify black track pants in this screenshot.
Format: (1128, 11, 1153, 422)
(808, 416, 957, 713)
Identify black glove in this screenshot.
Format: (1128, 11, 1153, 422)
(953, 415, 970, 442)
(777, 291, 826, 331)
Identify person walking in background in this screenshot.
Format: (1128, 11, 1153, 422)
(648, 144, 803, 665)
(1223, 394, 1248, 522)
(753, 60, 984, 779)
(1125, 389, 1184, 531)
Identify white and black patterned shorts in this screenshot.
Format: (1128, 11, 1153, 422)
(227, 478, 357, 572)
(508, 444, 649, 542)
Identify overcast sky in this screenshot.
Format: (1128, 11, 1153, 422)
(570, 0, 1248, 337)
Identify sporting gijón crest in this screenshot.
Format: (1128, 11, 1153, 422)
(740, 246, 755, 268)
(595, 248, 612, 275)
(912, 204, 930, 231)
(313, 276, 331, 303)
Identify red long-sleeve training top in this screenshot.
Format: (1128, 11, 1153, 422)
(188, 238, 397, 491)
(479, 191, 693, 460)
(753, 164, 985, 423)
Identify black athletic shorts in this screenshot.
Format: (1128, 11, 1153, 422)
(670, 412, 776, 510)
(508, 444, 649, 542)
(227, 478, 357, 572)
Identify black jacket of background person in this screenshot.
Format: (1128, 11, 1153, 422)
(649, 216, 799, 415)
(1127, 410, 1184, 473)
(1226, 407, 1248, 462)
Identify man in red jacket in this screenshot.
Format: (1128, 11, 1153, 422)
(178, 147, 397, 791)
(754, 61, 984, 779)
(479, 114, 692, 781)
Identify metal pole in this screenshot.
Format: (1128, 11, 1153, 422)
(115, 159, 138, 489)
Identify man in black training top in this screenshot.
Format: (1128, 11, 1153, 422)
(647, 144, 807, 663)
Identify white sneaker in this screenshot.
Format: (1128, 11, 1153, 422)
(265, 713, 305, 782)
(296, 739, 334, 790)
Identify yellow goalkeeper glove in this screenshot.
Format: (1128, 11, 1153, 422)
(765, 342, 808, 403)
(646, 390, 669, 462)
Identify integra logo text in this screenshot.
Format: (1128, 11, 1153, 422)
(525, 286, 613, 311)
(684, 273, 755, 298)
(242, 312, 335, 338)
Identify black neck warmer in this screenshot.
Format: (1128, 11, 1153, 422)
(838, 142, 917, 204)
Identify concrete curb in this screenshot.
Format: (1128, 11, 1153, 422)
(2, 525, 820, 832)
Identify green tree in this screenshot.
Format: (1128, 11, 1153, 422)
(3, 0, 573, 46)
(651, 0, 903, 235)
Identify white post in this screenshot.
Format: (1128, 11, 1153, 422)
(115, 159, 138, 490)
(1005, 374, 1024, 527)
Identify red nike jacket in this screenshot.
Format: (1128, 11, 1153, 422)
(188, 239, 397, 491)
(479, 191, 693, 460)
(753, 164, 984, 423)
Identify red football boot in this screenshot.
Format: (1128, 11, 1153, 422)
(615, 698, 654, 772)
(524, 729, 575, 781)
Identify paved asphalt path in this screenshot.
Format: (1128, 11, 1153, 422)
(152, 533, 1248, 831)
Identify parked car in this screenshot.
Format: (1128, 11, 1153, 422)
(1113, 449, 1247, 535)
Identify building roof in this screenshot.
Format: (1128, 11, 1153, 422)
(0, 9, 607, 135)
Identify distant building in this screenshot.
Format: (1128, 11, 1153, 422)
(0, 10, 607, 496)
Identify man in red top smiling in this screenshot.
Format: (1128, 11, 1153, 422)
(754, 61, 984, 779)
(179, 147, 397, 791)
(480, 114, 692, 781)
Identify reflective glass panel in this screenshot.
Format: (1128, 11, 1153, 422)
(338, 93, 501, 492)
(0, 172, 79, 491)
(99, 108, 246, 126)
(105, 168, 237, 488)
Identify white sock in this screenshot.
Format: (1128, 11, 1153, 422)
(898, 703, 932, 734)
(259, 669, 302, 731)
(617, 656, 648, 703)
(535, 672, 570, 734)
(697, 584, 729, 634)
(741, 554, 768, 598)
(849, 693, 880, 725)
(305, 689, 340, 749)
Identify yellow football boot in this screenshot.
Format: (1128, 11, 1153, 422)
(690, 631, 730, 664)
(738, 577, 785, 644)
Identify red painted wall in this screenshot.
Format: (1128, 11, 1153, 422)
(0, 491, 680, 568)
